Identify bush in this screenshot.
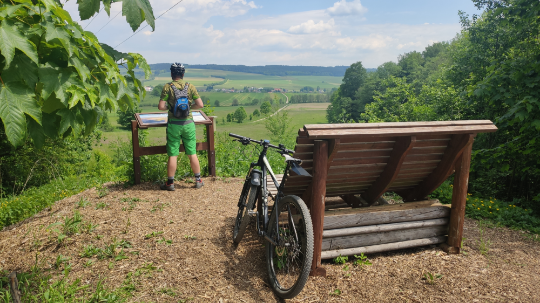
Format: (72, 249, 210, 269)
(233, 107, 247, 123)
(117, 105, 142, 130)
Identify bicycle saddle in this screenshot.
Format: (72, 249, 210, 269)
(282, 154, 311, 177)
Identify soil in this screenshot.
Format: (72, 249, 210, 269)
(1, 179, 540, 302)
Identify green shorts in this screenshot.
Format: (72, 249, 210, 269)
(166, 121, 196, 156)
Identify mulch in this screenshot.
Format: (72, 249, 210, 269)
(1, 178, 540, 302)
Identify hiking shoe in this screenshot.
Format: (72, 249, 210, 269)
(160, 182, 175, 191)
(194, 180, 204, 189)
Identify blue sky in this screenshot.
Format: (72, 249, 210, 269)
(65, 0, 482, 67)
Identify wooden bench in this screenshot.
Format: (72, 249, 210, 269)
(269, 120, 497, 276)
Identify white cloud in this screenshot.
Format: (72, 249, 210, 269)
(288, 19, 335, 34)
(326, 0, 367, 17)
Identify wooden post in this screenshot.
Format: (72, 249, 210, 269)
(131, 120, 141, 185)
(309, 140, 328, 277)
(444, 140, 473, 254)
(206, 116, 216, 177)
(9, 272, 21, 303)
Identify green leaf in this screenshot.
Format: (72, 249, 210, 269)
(38, 64, 73, 103)
(42, 112, 60, 138)
(100, 43, 128, 62)
(0, 81, 41, 146)
(77, 0, 101, 20)
(42, 94, 66, 114)
(122, 0, 155, 31)
(68, 57, 91, 82)
(103, 0, 113, 15)
(45, 23, 72, 56)
(1, 53, 39, 89)
(0, 19, 39, 65)
(56, 109, 77, 135)
(66, 85, 87, 108)
(80, 108, 98, 135)
(27, 118, 45, 148)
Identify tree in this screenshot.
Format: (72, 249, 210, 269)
(226, 113, 232, 122)
(232, 99, 239, 106)
(152, 84, 164, 96)
(233, 107, 247, 123)
(339, 61, 367, 98)
(265, 107, 293, 142)
(253, 109, 260, 117)
(260, 101, 272, 115)
(117, 106, 142, 130)
(249, 114, 253, 121)
(0, 0, 154, 147)
(251, 98, 260, 105)
(214, 100, 220, 107)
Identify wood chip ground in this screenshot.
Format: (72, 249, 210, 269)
(1, 179, 539, 302)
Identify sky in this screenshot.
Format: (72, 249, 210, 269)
(64, 0, 482, 68)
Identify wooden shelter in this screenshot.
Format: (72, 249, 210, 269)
(267, 120, 497, 276)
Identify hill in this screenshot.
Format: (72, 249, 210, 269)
(149, 63, 376, 77)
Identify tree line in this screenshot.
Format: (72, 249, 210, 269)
(327, 0, 540, 211)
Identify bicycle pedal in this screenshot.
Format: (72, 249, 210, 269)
(247, 210, 258, 217)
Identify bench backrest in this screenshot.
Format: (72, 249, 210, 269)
(283, 120, 497, 204)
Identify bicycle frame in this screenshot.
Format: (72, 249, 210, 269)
(243, 140, 293, 246)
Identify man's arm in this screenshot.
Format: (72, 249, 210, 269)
(191, 98, 204, 109)
(158, 100, 168, 111)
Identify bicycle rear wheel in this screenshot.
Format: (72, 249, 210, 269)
(233, 182, 258, 244)
(265, 195, 313, 299)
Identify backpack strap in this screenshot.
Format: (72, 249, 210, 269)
(169, 82, 182, 100)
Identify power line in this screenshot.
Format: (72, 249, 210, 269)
(115, 0, 184, 48)
(96, 11, 121, 33)
(84, 7, 104, 29)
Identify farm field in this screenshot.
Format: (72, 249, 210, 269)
(142, 68, 342, 91)
(99, 103, 329, 155)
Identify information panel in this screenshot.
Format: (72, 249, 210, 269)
(135, 110, 212, 128)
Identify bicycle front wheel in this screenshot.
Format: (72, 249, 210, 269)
(233, 182, 258, 244)
(266, 195, 313, 299)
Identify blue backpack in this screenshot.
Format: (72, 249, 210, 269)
(169, 82, 190, 119)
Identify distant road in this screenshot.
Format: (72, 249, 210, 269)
(250, 92, 289, 123)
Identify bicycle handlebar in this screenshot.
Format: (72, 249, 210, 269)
(229, 133, 294, 154)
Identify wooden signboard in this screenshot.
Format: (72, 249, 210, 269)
(134, 110, 212, 129)
(131, 110, 216, 183)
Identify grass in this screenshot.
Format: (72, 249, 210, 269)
(0, 176, 109, 230)
(431, 181, 540, 235)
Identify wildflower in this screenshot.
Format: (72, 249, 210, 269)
(489, 206, 491, 208)
(513, 205, 516, 207)
(497, 209, 499, 211)
(478, 208, 480, 210)
(482, 204, 484, 206)
(490, 212, 492, 214)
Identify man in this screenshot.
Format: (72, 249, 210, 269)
(158, 63, 204, 190)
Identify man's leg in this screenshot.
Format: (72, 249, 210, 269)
(187, 154, 200, 175)
(167, 156, 178, 184)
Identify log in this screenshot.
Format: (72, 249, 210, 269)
(323, 218, 449, 238)
(304, 120, 494, 131)
(309, 140, 328, 277)
(320, 236, 448, 259)
(322, 225, 448, 250)
(9, 272, 21, 303)
(323, 201, 450, 230)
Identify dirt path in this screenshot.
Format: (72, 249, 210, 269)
(1, 179, 540, 302)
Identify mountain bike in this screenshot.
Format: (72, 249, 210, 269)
(229, 133, 314, 299)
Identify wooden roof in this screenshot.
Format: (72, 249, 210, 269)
(283, 120, 497, 203)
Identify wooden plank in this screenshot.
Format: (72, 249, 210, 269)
(402, 154, 443, 162)
(294, 145, 314, 153)
(287, 176, 379, 187)
(414, 139, 450, 147)
(408, 146, 447, 155)
(363, 136, 416, 204)
(320, 236, 447, 259)
(327, 139, 340, 170)
(404, 134, 475, 201)
(207, 117, 216, 176)
(322, 225, 448, 250)
(304, 120, 494, 131)
(446, 142, 473, 254)
(324, 201, 450, 230)
(306, 125, 497, 139)
(323, 218, 449, 238)
(338, 141, 396, 151)
(309, 140, 328, 277)
(131, 120, 141, 185)
(334, 149, 394, 159)
(138, 142, 209, 156)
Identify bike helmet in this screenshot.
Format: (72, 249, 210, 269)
(170, 62, 185, 75)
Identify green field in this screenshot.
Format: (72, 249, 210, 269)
(142, 68, 342, 91)
(99, 103, 329, 155)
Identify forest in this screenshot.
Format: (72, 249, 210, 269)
(327, 0, 540, 213)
